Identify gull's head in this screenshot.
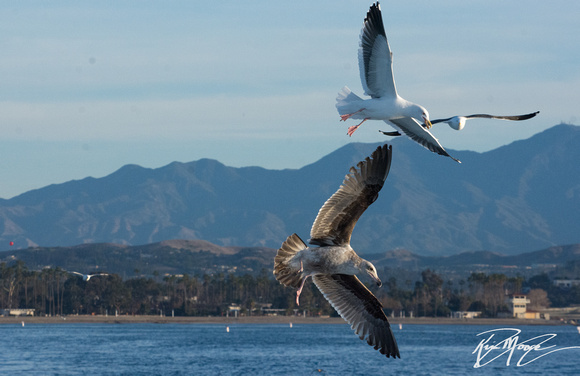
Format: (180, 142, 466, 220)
(422, 110, 432, 129)
(411, 104, 432, 129)
(448, 116, 466, 131)
(360, 260, 382, 287)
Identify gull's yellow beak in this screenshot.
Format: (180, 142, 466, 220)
(424, 117, 433, 129)
(368, 269, 382, 287)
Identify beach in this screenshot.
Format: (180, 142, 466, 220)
(0, 314, 564, 326)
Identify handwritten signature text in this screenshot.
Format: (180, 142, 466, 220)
(473, 328, 580, 368)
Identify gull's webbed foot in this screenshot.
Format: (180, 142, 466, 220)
(347, 118, 368, 136)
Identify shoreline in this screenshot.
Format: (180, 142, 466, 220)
(0, 315, 565, 326)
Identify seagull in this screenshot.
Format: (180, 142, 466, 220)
(380, 111, 539, 136)
(337, 2, 460, 163)
(70, 271, 109, 281)
(274, 144, 399, 358)
(430, 111, 540, 131)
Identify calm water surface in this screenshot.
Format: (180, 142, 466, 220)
(1, 323, 580, 375)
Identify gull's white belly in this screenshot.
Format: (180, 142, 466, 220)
(298, 246, 357, 275)
(352, 97, 405, 121)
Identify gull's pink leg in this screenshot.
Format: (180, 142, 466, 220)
(347, 118, 369, 136)
(295, 276, 310, 306)
(340, 108, 366, 122)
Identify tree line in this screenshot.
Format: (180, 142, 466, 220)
(1, 261, 579, 317)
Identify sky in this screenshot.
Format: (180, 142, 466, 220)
(1, 0, 578, 199)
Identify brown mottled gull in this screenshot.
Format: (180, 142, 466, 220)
(273, 144, 399, 359)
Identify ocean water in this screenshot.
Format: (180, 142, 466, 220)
(1, 323, 579, 375)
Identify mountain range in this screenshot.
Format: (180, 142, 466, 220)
(1, 123, 579, 256)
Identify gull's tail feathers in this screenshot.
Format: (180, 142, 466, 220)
(273, 233, 308, 289)
(336, 86, 364, 116)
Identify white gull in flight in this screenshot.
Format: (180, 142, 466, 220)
(336, 2, 459, 163)
(274, 144, 399, 358)
(430, 111, 540, 131)
(70, 271, 109, 281)
(381, 111, 539, 136)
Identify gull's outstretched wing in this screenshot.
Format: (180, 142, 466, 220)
(464, 111, 540, 121)
(309, 144, 392, 247)
(314, 274, 400, 358)
(387, 118, 461, 163)
(358, 2, 397, 99)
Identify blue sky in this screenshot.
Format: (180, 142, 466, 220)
(1, 0, 578, 199)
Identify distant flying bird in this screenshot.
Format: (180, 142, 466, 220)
(70, 271, 109, 281)
(430, 111, 540, 131)
(336, 2, 459, 163)
(274, 144, 399, 358)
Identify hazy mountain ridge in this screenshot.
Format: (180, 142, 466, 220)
(2, 240, 578, 280)
(1, 124, 579, 256)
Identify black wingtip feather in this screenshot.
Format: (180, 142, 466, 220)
(364, 2, 386, 38)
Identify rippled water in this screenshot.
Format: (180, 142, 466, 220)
(1, 323, 579, 375)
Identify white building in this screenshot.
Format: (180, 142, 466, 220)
(507, 294, 530, 318)
(1, 308, 35, 316)
(451, 311, 482, 319)
(553, 279, 580, 289)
